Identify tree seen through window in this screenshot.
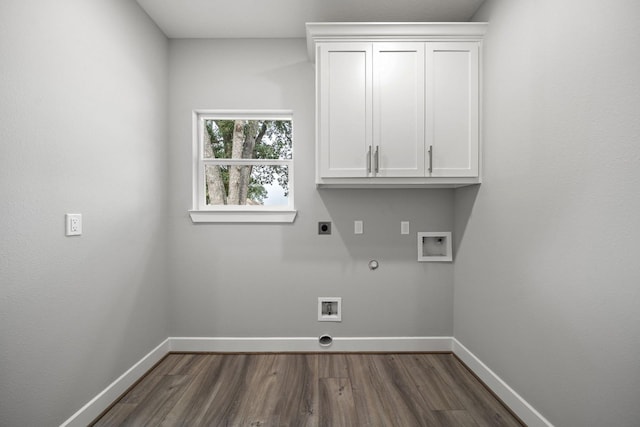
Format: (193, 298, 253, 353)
(203, 119, 292, 206)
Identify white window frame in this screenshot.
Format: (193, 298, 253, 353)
(189, 110, 297, 223)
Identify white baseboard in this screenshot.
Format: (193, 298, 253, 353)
(61, 336, 551, 427)
(452, 338, 554, 427)
(169, 336, 453, 353)
(59, 338, 170, 427)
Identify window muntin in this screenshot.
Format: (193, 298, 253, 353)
(192, 111, 295, 221)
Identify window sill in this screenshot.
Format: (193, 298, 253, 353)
(189, 210, 297, 223)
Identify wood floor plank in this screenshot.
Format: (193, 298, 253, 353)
(117, 354, 183, 405)
(224, 354, 283, 426)
(431, 355, 522, 427)
(318, 378, 358, 427)
(224, 354, 318, 427)
(149, 354, 189, 376)
(118, 373, 164, 405)
(158, 354, 227, 426)
(348, 354, 429, 426)
(93, 353, 524, 427)
(318, 354, 350, 379)
(271, 354, 318, 426)
(432, 409, 482, 427)
(120, 374, 192, 426)
(371, 354, 440, 426)
(196, 354, 253, 426)
(92, 403, 137, 427)
(397, 354, 467, 411)
(166, 353, 210, 375)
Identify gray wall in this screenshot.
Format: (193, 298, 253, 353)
(168, 39, 454, 338)
(454, 1, 640, 426)
(0, 1, 169, 425)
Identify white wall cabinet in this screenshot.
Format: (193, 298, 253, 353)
(427, 42, 479, 178)
(318, 43, 372, 178)
(373, 42, 426, 178)
(308, 23, 487, 187)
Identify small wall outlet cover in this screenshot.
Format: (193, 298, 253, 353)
(318, 221, 331, 235)
(401, 221, 410, 235)
(354, 220, 363, 234)
(318, 297, 342, 322)
(418, 231, 452, 262)
(65, 213, 82, 236)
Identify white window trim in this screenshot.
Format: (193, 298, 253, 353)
(190, 109, 297, 223)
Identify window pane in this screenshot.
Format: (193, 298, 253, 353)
(203, 119, 292, 160)
(205, 164, 289, 206)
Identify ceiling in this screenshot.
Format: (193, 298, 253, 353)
(136, 0, 486, 38)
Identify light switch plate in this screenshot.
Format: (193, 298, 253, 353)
(354, 220, 363, 234)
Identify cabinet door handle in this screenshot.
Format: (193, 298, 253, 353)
(374, 146, 379, 173)
(428, 145, 433, 174)
(367, 146, 372, 173)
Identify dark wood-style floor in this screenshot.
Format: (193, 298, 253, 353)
(93, 353, 524, 426)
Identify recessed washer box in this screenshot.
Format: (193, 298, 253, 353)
(318, 297, 342, 322)
(418, 232, 452, 262)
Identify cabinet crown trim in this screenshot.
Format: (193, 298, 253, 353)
(306, 22, 488, 62)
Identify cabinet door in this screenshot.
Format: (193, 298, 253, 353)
(373, 43, 425, 177)
(426, 42, 479, 177)
(318, 43, 372, 178)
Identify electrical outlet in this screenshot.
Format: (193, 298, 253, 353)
(66, 213, 82, 236)
(354, 220, 363, 234)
